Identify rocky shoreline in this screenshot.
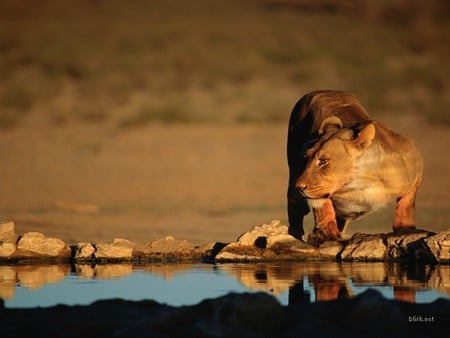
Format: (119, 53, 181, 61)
(1, 220, 449, 264)
(2, 220, 450, 337)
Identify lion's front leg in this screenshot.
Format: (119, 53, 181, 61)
(308, 198, 341, 247)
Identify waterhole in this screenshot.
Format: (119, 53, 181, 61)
(2, 262, 449, 308)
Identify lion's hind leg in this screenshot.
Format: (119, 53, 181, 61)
(393, 177, 422, 232)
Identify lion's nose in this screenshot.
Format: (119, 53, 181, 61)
(296, 183, 308, 192)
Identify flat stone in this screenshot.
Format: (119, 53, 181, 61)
(266, 234, 298, 248)
(270, 239, 316, 253)
(215, 241, 264, 261)
(144, 236, 196, 253)
(215, 250, 262, 261)
(94, 241, 133, 259)
(386, 229, 434, 259)
(425, 230, 450, 262)
(341, 233, 387, 261)
(319, 241, 345, 258)
(17, 232, 69, 257)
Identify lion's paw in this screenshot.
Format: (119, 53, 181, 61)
(308, 227, 340, 247)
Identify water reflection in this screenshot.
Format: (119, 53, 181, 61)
(1, 262, 449, 308)
(218, 262, 450, 304)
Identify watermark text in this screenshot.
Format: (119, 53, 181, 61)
(408, 315, 435, 323)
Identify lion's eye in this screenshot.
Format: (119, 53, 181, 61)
(318, 158, 329, 167)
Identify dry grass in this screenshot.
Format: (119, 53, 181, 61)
(1, 1, 449, 244)
(0, 0, 449, 128)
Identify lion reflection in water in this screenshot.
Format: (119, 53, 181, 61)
(224, 263, 448, 304)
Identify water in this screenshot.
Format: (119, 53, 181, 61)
(1, 262, 449, 308)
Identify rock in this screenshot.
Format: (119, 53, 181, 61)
(0, 243, 16, 258)
(319, 241, 345, 258)
(73, 242, 96, 260)
(17, 232, 69, 257)
(94, 239, 134, 259)
(0, 221, 18, 243)
(236, 219, 291, 247)
(1, 219, 449, 263)
(215, 250, 263, 261)
(268, 239, 319, 257)
(0, 221, 19, 257)
(341, 233, 387, 261)
(386, 229, 435, 262)
(132, 236, 201, 260)
(216, 219, 322, 261)
(266, 234, 298, 248)
(425, 230, 450, 263)
(197, 242, 227, 261)
(215, 242, 263, 261)
(145, 236, 196, 253)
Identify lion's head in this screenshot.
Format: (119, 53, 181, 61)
(296, 116, 376, 200)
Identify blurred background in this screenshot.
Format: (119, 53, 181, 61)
(0, 0, 449, 244)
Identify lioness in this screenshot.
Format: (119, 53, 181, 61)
(287, 90, 423, 246)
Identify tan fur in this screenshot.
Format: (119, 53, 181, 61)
(287, 90, 423, 246)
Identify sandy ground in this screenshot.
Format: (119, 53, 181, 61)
(1, 116, 449, 245)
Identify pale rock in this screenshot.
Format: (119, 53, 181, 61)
(270, 239, 317, 254)
(146, 237, 196, 253)
(112, 238, 135, 249)
(319, 241, 345, 258)
(0, 221, 18, 257)
(0, 221, 18, 243)
(0, 243, 16, 257)
(341, 233, 387, 261)
(266, 234, 298, 248)
(74, 242, 96, 259)
(94, 240, 133, 259)
(425, 230, 450, 262)
(215, 250, 262, 261)
(17, 232, 69, 257)
(237, 220, 290, 247)
(215, 241, 264, 261)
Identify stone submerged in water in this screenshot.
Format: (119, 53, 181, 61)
(1, 289, 448, 337)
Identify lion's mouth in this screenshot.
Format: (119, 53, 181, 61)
(308, 193, 330, 199)
(303, 192, 331, 199)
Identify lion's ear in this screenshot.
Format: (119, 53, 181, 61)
(318, 116, 343, 135)
(354, 123, 375, 148)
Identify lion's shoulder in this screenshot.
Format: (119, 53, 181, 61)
(372, 121, 417, 154)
